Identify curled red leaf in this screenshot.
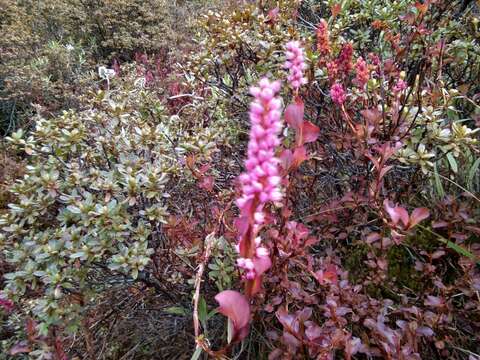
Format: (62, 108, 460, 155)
(215, 290, 250, 341)
(384, 200, 409, 227)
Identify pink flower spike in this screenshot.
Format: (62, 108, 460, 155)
(284, 41, 307, 91)
(232, 77, 284, 285)
(330, 83, 346, 105)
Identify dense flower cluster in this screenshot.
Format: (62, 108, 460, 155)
(284, 41, 307, 91)
(316, 19, 330, 56)
(330, 83, 346, 105)
(354, 57, 369, 87)
(235, 78, 283, 280)
(326, 61, 338, 80)
(336, 43, 354, 75)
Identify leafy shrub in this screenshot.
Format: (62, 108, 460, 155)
(1, 63, 215, 339)
(0, 0, 208, 134)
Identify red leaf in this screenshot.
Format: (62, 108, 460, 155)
(292, 146, 308, 169)
(55, 336, 68, 360)
(315, 264, 338, 285)
(199, 176, 214, 192)
(305, 323, 323, 341)
(285, 101, 304, 131)
(281, 331, 301, 352)
(365, 152, 380, 171)
(384, 200, 409, 227)
(280, 149, 293, 172)
(415, 1, 429, 15)
(185, 154, 196, 170)
(408, 207, 430, 228)
(303, 121, 320, 143)
(432, 221, 448, 228)
(417, 326, 434, 337)
(424, 295, 444, 307)
(285, 100, 319, 146)
(198, 164, 211, 175)
(361, 108, 382, 125)
(366, 232, 381, 244)
(10, 342, 30, 355)
(379, 165, 393, 180)
(0, 297, 14, 312)
(276, 307, 299, 333)
(280, 146, 308, 171)
(215, 290, 250, 341)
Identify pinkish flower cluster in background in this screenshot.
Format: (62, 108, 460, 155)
(355, 57, 370, 87)
(330, 83, 346, 105)
(284, 41, 307, 91)
(336, 42, 354, 75)
(316, 19, 331, 57)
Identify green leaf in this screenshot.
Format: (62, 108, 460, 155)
(131, 268, 138, 279)
(191, 347, 202, 360)
(165, 306, 187, 316)
(198, 296, 207, 325)
(66, 205, 81, 214)
(417, 225, 479, 263)
(206, 309, 218, 321)
(433, 163, 445, 198)
(446, 153, 458, 173)
(208, 263, 219, 271)
(467, 157, 480, 191)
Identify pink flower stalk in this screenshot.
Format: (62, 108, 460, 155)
(336, 43, 354, 75)
(330, 83, 346, 105)
(284, 41, 307, 91)
(235, 78, 283, 293)
(326, 61, 338, 80)
(355, 57, 369, 87)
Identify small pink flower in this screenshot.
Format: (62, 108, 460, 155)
(330, 83, 346, 105)
(284, 41, 308, 91)
(394, 79, 407, 93)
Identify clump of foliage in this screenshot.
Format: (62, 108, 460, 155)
(0, 0, 208, 135)
(0, 63, 225, 356)
(185, 1, 480, 359)
(2, 70, 172, 327)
